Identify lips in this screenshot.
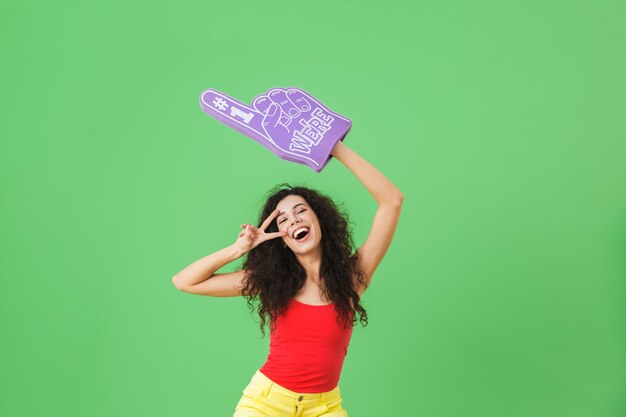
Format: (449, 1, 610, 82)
(294, 230, 311, 243)
(291, 226, 310, 241)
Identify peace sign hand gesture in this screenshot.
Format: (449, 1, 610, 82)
(234, 209, 287, 255)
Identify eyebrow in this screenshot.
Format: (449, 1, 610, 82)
(277, 203, 307, 217)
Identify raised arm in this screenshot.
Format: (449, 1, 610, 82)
(330, 141, 404, 295)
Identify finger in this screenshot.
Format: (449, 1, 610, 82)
(200, 88, 275, 147)
(266, 231, 288, 240)
(261, 103, 284, 133)
(201, 89, 258, 125)
(260, 209, 280, 231)
(252, 95, 271, 115)
(286, 88, 312, 112)
(253, 96, 286, 125)
(286, 87, 352, 124)
(268, 88, 301, 119)
(254, 98, 287, 133)
(254, 92, 291, 126)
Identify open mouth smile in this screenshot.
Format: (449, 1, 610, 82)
(292, 226, 310, 243)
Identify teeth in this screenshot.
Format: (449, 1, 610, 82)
(292, 227, 309, 239)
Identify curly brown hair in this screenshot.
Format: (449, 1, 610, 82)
(239, 183, 369, 337)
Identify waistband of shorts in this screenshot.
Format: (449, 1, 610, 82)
(251, 370, 341, 404)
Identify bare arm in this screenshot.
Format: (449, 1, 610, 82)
(330, 141, 404, 294)
(172, 209, 286, 296)
(330, 141, 404, 205)
(171, 243, 244, 290)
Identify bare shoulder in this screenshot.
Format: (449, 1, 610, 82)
(178, 269, 255, 297)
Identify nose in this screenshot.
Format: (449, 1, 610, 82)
(290, 217, 302, 226)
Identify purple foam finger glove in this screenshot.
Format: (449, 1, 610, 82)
(199, 87, 351, 172)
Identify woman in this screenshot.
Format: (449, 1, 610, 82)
(172, 141, 403, 416)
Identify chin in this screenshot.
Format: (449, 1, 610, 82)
(293, 239, 321, 253)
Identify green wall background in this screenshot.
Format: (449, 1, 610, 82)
(2, 1, 625, 416)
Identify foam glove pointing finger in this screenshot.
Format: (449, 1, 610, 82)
(200, 87, 352, 172)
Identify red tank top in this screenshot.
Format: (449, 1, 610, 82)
(258, 298, 354, 393)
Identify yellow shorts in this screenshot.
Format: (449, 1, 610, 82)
(233, 369, 348, 417)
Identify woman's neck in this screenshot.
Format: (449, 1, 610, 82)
(295, 251, 322, 281)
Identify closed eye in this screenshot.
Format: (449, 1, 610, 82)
(278, 209, 306, 224)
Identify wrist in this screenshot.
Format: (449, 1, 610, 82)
(330, 139, 346, 157)
(229, 243, 246, 259)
